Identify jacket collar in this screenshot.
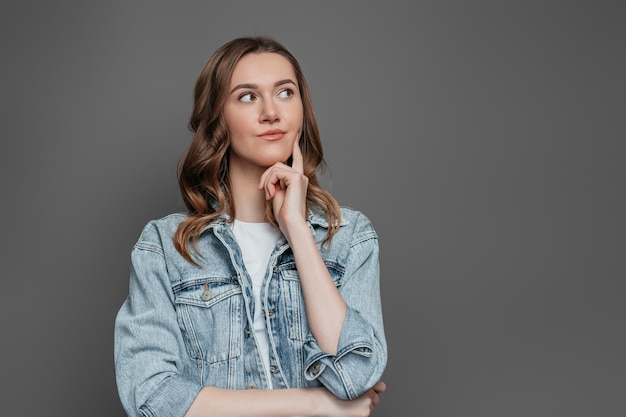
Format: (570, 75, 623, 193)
(307, 203, 349, 228)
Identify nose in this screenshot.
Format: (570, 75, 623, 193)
(260, 99, 280, 123)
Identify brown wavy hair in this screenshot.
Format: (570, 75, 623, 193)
(174, 36, 341, 265)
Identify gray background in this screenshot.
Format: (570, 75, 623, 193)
(1, 1, 624, 416)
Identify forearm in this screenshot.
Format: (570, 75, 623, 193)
(286, 221, 347, 354)
(185, 386, 320, 417)
(186, 382, 385, 417)
(297, 212, 387, 400)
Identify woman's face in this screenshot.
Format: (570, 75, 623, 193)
(223, 52, 304, 172)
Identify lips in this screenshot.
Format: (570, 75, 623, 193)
(258, 129, 285, 141)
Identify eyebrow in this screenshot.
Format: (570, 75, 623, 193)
(229, 79, 297, 94)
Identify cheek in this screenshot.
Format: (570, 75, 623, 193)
(289, 102, 304, 126)
(224, 110, 251, 139)
(227, 123, 244, 140)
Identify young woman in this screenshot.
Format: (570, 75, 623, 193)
(114, 36, 387, 417)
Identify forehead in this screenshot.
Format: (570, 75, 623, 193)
(230, 52, 297, 86)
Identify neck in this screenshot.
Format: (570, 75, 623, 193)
(229, 156, 268, 223)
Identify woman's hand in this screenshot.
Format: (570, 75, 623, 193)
(315, 381, 387, 417)
(259, 138, 309, 240)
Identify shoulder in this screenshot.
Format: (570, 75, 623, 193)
(338, 206, 378, 244)
(339, 206, 375, 229)
(134, 213, 188, 250)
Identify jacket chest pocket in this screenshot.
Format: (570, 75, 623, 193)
(175, 278, 243, 364)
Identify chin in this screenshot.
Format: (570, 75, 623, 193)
(258, 150, 291, 167)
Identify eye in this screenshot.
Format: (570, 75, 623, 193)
(277, 89, 294, 99)
(238, 92, 256, 103)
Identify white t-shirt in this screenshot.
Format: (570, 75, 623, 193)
(231, 219, 282, 388)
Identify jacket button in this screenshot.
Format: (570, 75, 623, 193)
(244, 328, 250, 338)
(267, 311, 274, 317)
(245, 382, 258, 389)
(270, 365, 277, 373)
(312, 363, 321, 375)
(200, 283, 211, 301)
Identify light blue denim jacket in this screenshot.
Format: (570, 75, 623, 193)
(114, 205, 387, 417)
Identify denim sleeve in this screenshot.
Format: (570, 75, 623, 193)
(114, 222, 202, 417)
(302, 213, 388, 400)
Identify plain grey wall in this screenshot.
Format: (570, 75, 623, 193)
(1, 1, 624, 416)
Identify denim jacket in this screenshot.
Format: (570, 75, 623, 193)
(114, 205, 387, 417)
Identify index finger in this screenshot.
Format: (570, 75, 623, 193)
(291, 136, 304, 174)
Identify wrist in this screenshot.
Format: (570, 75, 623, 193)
(281, 218, 311, 243)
